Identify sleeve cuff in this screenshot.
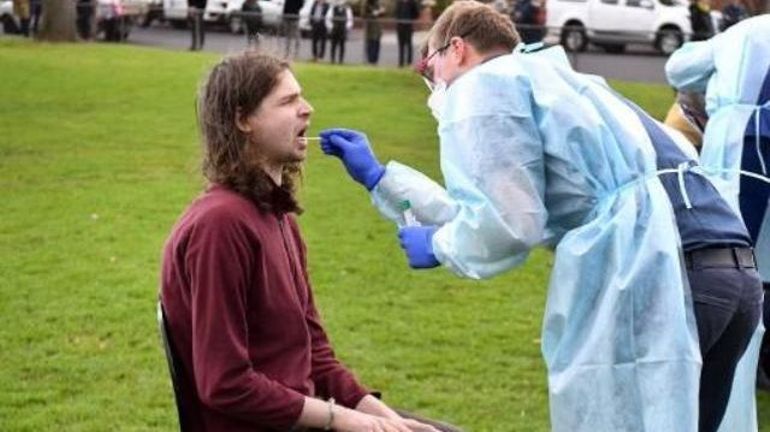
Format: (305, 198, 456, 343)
(336, 385, 372, 409)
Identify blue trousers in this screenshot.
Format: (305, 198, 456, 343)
(688, 255, 762, 432)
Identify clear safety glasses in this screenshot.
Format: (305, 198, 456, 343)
(417, 27, 476, 91)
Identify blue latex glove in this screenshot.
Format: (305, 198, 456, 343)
(319, 128, 386, 191)
(398, 226, 440, 269)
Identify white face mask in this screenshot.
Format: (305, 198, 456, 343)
(426, 79, 447, 122)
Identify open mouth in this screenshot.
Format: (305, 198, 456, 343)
(296, 126, 311, 146)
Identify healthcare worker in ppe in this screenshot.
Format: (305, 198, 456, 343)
(666, 14, 770, 432)
(319, 2, 763, 431)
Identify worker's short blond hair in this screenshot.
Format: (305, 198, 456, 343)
(429, 1, 519, 55)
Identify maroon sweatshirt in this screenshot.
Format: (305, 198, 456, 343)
(160, 185, 369, 431)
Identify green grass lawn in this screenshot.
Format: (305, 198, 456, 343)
(0, 38, 767, 431)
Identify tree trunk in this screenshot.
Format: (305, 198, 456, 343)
(37, 0, 77, 41)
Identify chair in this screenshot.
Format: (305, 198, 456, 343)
(157, 301, 192, 432)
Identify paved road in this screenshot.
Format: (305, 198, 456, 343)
(129, 23, 670, 84)
(562, 47, 669, 84)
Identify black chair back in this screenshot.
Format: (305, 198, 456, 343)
(157, 301, 192, 432)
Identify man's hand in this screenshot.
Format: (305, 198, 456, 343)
(398, 226, 440, 269)
(336, 410, 440, 432)
(349, 395, 441, 432)
(400, 418, 443, 432)
(300, 396, 439, 432)
(320, 128, 386, 191)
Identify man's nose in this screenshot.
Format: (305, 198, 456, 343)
(300, 98, 314, 116)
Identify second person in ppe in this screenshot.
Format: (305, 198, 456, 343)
(320, 2, 763, 431)
(666, 14, 770, 432)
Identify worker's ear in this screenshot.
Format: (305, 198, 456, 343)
(449, 36, 468, 64)
(451, 36, 469, 65)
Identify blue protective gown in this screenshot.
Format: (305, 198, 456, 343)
(666, 14, 770, 281)
(666, 15, 770, 432)
(371, 45, 702, 431)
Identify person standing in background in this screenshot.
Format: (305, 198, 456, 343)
(363, 0, 384, 65)
(310, 0, 330, 61)
(75, 0, 94, 40)
(282, 0, 304, 58)
(326, 0, 353, 64)
(511, 0, 545, 44)
(188, 0, 207, 50)
(12, 0, 30, 36)
(395, 0, 420, 67)
(689, 0, 714, 41)
(29, 0, 40, 34)
(241, 0, 263, 47)
(720, 0, 748, 31)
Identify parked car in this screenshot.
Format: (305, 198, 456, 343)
(162, 0, 311, 34)
(546, 0, 692, 54)
(97, 0, 148, 41)
(1, 0, 19, 34)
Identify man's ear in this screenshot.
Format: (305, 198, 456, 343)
(235, 107, 252, 133)
(451, 36, 467, 64)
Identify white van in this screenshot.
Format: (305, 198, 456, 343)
(546, 0, 692, 54)
(163, 0, 311, 33)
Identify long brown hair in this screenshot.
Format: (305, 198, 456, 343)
(197, 51, 303, 214)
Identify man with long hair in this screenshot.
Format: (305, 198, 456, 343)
(160, 51, 450, 432)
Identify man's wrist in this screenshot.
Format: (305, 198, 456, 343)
(323, 398, 336, 431)
(354, 394, 400, 419)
